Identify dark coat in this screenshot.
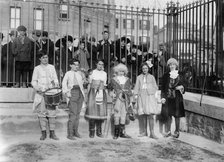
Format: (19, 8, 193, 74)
(87, 42, 97, 69)
(12, 36, 32, 62)
(30, 39, 41, 68)
(1, 42, 15, 83)
(158, 72, 185, 122)
(41, 39, 55, 64)
(97, 39, 114, 68)
(55, 46, 74, 76)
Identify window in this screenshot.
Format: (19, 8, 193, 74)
(34, 8, 44, 30)
(10, 7, 21, 29)
(123, 19, 127, 29)
(139, 20, 150, 30)
(59, 4, 69, 20)
(116, 18, 119, 28)
(84, 19, 91, 36)
(127, 19, 134, 29)
(139, 36, 150, 44)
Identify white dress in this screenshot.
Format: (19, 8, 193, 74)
(134, 74, 158, 115)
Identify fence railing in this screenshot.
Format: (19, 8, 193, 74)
(0, 0, 223, 98)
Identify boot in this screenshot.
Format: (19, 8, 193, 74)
(40, 130, 47, 140)
(119, 124, 131, 138)
(96, 120, 104, 138)
(67, 121, 76, 140)
(73, 130, 81, 138)
(49, 130, 59, 140)
(113, 125, 120, 139)
(89, 120, 95, 138)
(89, 129, 95, 138)
(149, 115, 158, 139)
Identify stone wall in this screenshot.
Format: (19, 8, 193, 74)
(183, 92, 224, 143)
(185, 111, 224, 143)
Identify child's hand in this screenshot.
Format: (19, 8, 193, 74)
(161, 98, 166, 104)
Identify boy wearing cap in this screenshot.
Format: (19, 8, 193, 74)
(12, 25, 32, 88)
(1, 31, 17, 86)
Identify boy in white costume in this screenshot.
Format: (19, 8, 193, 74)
(32, 52, 59, 140)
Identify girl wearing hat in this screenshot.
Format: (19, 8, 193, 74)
(109, 63, 133, 139)
(158, 58, 185, 138)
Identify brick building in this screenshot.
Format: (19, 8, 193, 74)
(0, 0, 116, 43)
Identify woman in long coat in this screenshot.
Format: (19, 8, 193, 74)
(133, 62, 158, 139)
(159, 58, 185, 138)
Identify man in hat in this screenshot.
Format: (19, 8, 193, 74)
(12, 25, 32, 88)
(97, 31, 114, 74)
(114, 36, 131, 64)
(55, 35, 75, 79)
(1, 31, 17, 87)
(40, 31, 54, 65)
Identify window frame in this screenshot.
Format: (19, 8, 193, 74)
(10, 6, 21, 29)
(59, 4, 69, 20)
(33, 8, 44, 30)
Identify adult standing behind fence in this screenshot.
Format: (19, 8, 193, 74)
(97, 31, 114, 74)
(12, 25, 32, 88)
(56, 35, 74, 79)
(85, 60, 107, 138)
(158, 58, 185, 138)
(32, 51, 60, 141)
(40, 31, 55, 65)
(1, 31, 17, 87)
(74, 41, 90, 71)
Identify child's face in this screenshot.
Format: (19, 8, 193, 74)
(96, 61, 104, 71)
(142, 65, 149, 74)
(40, 55, 48, 65)
(79, 43, 85, 49)
(70, 61, 79, 71)
(118, 71, 125, 76)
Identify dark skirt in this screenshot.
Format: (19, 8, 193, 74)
(85, 88, 107, 120)
(156, 91, 185, 122)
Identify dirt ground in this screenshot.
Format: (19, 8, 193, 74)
(1, 134, 224, 162)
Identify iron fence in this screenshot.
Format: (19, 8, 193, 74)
(0, 0, 223, 98)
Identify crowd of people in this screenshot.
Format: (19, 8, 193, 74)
(1, 25, 185, 141)
(1, 25, 166, 87)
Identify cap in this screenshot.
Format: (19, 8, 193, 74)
(102, 30, 109, 34)
(17, 25, 27, 32)
(42, 31, 48, 37)
(9, 30, 17, 36)
(64, 35, 73, 43)
(89, 37, 96, 42)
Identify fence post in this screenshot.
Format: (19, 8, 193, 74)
(166, 1, 178, 58)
